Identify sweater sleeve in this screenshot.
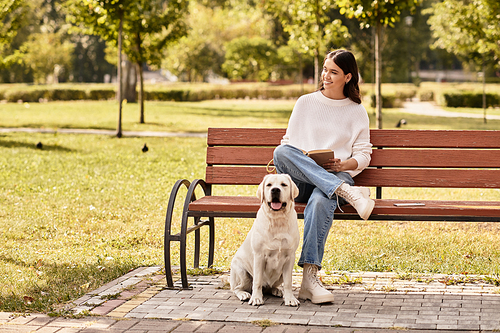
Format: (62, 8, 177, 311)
(351, 111, 372, 173)
(280, 95, 304, 146)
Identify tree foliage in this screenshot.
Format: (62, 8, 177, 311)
(337, 0, 419, 28)
(337, 0, 420, 129)
(17, 32, 74, 84)
(265, 0, 350, 86)
(426, 0, 500, 65)
(1, 0, 77, 82)
(222, 36, 277, 81)
(66, 0, 188, 124)
(0, 0, 27, 50)
(426, 0, 500, 123)
(163, 0, 271, 82)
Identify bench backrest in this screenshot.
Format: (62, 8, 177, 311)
(206, 128, 500, 196)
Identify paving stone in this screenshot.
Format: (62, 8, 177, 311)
(354, 321, 394, 329)
(47, 318, 94, 328)
(0, 324, 41, 333)
(248, 313, 292, 321)
(49, 327, 81, 333)
(129, 319, 180, 331)
(329, 320, 353, 327)
(393, 319, 416, 325)
(34, 326, 61, 333)
(108, 318, 140, 330)
(260, 326, 287, 333)
(436, 324, 461, 330)
(302, 317, 333, 326)
(87, 318, 117, 329)
(107, 310, 128, 318)
(125, 312, 148, 319)
(7, 315, 39, 325)
(217, 324, 263, 333)
(281, 326, 309, 333)
(170, 321, 203, 332)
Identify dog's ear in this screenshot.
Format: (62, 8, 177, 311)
(286, 174, 299, 200)
(257, 175, 268, 203)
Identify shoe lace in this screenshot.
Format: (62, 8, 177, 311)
(339, 185, 362, 203)
(307, 265, 324, 287)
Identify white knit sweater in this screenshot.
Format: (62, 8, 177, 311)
(281, 91, 372, 177)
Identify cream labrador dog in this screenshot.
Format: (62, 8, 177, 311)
(230, 173, 300, 306)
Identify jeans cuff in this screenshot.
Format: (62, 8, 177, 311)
(328, 181, 344, 199)
(297, 260, 322, 270)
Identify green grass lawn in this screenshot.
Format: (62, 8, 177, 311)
(441, 106, 500, 116)
(0, 99, 295, 132)
(2, 99, 500, 132)
(1, 98, 500, 313)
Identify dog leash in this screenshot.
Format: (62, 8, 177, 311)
(266, 159, 277, 174)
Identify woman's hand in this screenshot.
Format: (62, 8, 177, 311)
(323, 158, 358, 172)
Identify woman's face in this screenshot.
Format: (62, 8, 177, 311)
(321, 58, 352, 97)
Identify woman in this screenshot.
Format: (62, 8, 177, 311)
(273, 49, 374, 304)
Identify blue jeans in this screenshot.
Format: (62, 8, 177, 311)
(273, 144, 354, 270)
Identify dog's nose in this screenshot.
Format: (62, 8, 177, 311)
(271, 188, 281, 195)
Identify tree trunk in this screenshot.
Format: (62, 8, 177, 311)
(299, 52, 304, 94)
(375, 21, 382, 129)
(116, 12, 123, 138)
(138, 62, 145, 123)
(314, 49, 319, 88)
(122, 57, 137, 103)
(482, 59, 487, 124)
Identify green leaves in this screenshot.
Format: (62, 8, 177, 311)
(337, 0, 420, 28)
(66, 0, 188, 66)
(426, 0, 500, 65)
(222, 36, 277, 82)
(0, 0, 28, 63)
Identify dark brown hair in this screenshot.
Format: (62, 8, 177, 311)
(319, 50, 361, 104)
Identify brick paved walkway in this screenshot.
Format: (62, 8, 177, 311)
(2, 266, 500, 332)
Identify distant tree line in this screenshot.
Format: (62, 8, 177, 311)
(2, 0, 499, 88)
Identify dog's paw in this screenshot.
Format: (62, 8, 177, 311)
(271, 287, 283, 297)
(248, 295, 264, 306)
(234, 291, 251, 301)
(284, 296, 300, 307)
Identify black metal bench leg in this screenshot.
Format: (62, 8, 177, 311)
(208, 217, 215, 267)
(164, 235, 174, 288)
(164, 179, 190, 289)
(194, 217, 201, 269)
(165, 179, 212, 289)
(179, 210, 190, 289)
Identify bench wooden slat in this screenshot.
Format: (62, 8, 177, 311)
(355, 169, 500, 188)
(370, 149, 500, 168)
(370, 129, 500, 148)
(206, 166, 500, 188)
(207, 128, 285, 146)
(207, 146, 500, 168)
(188, 196, 500, 220)
(207, 147, 272, 165)
(207, 128, 500, 148)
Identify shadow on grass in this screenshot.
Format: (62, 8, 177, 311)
(0, 139, 74, 152)
(0, 254, 137, 313)
(169, 106, 292, 119)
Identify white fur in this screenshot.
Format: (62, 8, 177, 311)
(230, 174, 300, 306)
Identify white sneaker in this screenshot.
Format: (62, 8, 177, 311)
(336, 183, 375, 220)
(298, 264, 334, 304)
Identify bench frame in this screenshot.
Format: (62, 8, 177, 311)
(164, 128, 500, 289)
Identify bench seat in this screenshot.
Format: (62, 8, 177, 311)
(189, 196, 500, 222)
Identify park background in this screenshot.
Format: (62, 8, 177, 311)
(1, 0, 500, 315)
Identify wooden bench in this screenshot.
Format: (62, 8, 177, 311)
(164, 128, 500, 289)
